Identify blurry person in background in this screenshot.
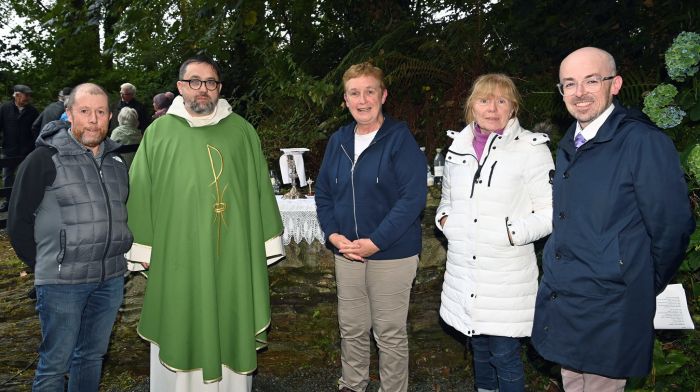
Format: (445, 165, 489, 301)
(0, 84, 39, 211)
(110, 107, 142, 168)
(32, 87, 72, 135)
(152, 93, 173, 119)
(110, 82, 149, 133)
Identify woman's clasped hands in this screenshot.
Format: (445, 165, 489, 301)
(328, 233, 379, 262)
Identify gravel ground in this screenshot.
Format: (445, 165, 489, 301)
(103, 370, 474, 392)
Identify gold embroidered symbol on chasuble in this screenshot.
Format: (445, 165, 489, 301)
(207, 144, 229, 255)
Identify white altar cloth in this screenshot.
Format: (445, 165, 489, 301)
(275, 196, 325, 245)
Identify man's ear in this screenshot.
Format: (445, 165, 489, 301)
(176, 81, 185, 96)
(611, 75, 623, 95)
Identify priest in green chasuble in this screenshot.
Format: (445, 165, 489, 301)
(126, 55, 284, 391)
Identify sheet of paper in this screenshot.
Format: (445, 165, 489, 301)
(654, 284, 695, 330)
(124, 242, 152, 271)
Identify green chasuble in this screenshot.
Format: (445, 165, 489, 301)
(127, 112, 283, 382)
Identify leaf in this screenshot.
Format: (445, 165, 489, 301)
(244, 10, 257, 26)
(652, 339, 690, 376)
(686, 100, 700, 122)
(689, 226, 700, 250)
(679, 250, 700, 272)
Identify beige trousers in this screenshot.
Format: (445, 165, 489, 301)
(334, 254, 418, 392)
(561, 368, 626, 392)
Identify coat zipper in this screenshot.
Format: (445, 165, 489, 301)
(90, 152, 113, 282)
(340, 139, 378, 240)
(470, 136, 498, 198)
(57, 229, 66, 272)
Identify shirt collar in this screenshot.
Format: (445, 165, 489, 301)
(575, 103, 615, 142)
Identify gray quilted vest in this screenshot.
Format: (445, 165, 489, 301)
(33, 122, 133, 285)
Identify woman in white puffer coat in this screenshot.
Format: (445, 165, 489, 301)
(436, 74, 553, 392)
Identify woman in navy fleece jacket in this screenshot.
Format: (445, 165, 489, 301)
(315, 62, 427, 392)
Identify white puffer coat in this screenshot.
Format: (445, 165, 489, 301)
(436, 118, 553, 338)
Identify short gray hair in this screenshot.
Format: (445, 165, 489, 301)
(603, 50, 617, 75)
(120, 82, 136, 94)
(65, 83, 109, 110)
(117, 107, 139, 127)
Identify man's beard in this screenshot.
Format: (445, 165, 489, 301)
(187, 95, 216, 115)
(74, 127, 106, 148)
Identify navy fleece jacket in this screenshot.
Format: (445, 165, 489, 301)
(315, 115, 427, 260)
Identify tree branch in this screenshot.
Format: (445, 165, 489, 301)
(36, 0, 49, 13)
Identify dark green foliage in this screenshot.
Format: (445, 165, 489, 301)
(1, 4, 700, 389)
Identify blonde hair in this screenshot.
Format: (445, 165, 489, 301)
(464, 74, 521, 124)
(342, 62, 386, 91)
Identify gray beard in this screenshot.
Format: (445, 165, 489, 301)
(187, 98, 216, 115)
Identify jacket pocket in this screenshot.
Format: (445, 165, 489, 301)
(441, 217, 452, 240)
(505, 217, 515, 246)
(487, 161, 498, 187)
(56, 229, 66, 270)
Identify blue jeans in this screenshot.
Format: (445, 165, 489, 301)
(33, 276, 124, 392)
(470, 335, 525, 392)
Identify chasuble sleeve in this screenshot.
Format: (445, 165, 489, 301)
(127, 131, 154, 248)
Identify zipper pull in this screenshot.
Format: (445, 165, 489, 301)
(58, 264, 61, 272)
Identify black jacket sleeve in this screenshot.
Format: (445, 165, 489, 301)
(7, 147, 56, 270)
(31, 112, 44, 136)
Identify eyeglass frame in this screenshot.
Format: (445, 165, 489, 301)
(179, 79, 222, 91)
(556, 75, 616, 96)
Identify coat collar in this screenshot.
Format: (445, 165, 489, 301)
(448, 118, 524, 155)
(560, 102, 629, 156)
(339, 114, 398, 146)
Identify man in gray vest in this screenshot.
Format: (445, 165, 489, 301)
(7, 83, 133, 392)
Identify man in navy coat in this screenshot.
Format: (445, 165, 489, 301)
(532, 47, 695, 391)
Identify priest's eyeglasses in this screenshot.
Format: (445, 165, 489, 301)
(557, 75, 615, 96)
(180, 79, 221, 91)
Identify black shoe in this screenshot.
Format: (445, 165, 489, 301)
(0, 201, 7, 212)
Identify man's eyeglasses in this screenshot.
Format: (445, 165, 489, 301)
(180, 79, 221, 91)
(557, 75, 615, 96)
